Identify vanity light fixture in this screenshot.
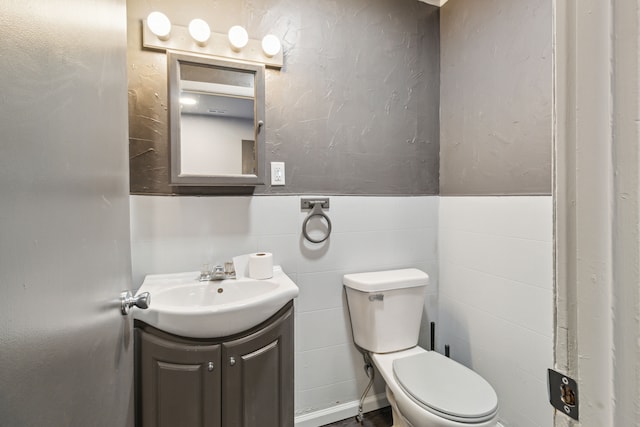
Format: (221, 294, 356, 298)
(141, 16, 283, 69)
(228, 25, 249, 50)
(261, 34, 281, 57)
(188, 19, 211, 45)
(146, 11, 171, 40)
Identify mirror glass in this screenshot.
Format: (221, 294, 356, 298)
(168, 52, 265, 186)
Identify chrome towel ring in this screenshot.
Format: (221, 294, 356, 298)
(301, 198, 332, 243)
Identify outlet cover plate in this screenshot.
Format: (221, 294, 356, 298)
(271, 162, 285, 186)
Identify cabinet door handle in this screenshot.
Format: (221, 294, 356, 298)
(207, 362, 215, 372)
(229, 357, 236, 366)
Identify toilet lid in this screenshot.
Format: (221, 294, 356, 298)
(393, 352, 498, 421)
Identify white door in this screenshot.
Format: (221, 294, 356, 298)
(0, 0, 134, 425)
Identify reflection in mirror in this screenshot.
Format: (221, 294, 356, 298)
(168, 52, 265, 186)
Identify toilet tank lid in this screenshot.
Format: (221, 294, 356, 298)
(343, 268, 429, 292)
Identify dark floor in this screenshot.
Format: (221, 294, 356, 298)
(321, 406, 393, 427)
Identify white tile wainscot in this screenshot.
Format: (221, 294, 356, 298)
(438, 196, 554, 427)
(129, 195, 439, 426)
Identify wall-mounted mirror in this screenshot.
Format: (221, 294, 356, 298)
(168, 52, 265, 186)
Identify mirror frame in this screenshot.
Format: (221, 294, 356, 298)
(168, 51, 266, 186)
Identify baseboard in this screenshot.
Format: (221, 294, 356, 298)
(294, 393, 389, 427)
(294, 394, 504, 427)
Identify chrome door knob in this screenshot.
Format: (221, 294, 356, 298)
(120, 290, 151, 315)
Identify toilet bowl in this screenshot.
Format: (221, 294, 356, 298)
(343, 269, 499, 427)
(373, 347, 498, 427)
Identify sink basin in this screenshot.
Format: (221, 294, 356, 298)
(132, 266, 298, 338)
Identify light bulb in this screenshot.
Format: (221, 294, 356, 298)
(188, 19, 211, 45)
(261, 34, 281, 57)
(180, 97, 197, 106)
(147, 11, 171, 40)
(228, 25, 249, 50)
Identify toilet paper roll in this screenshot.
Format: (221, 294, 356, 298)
(248, 252, 273, 279)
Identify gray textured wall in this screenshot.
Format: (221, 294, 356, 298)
(128, 0, 440, 196)
(439, 0, 552, 196)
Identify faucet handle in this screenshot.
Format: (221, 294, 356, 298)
(224, 261, 235, 275)
(199, 264, 212, 281)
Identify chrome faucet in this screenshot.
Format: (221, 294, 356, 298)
(211, 265, 225, 279)
(199, 262, 236, 281)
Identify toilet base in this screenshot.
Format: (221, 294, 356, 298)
(386, 386, 412, 427)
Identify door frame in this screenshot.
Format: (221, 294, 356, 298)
(553, 0, 640, 425)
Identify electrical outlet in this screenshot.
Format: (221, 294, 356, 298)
(271, 162, 285, 186)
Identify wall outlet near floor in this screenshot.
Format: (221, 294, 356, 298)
(271, 162, 285, 186)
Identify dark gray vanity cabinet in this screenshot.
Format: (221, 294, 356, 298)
(222, 303, 294, 427)
(135, 302, 294, 427)
(138, 334, 222, 427)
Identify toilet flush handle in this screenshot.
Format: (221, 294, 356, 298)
(368, 294, 384, 302)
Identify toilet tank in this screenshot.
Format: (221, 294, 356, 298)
(343, 269, 429, 354)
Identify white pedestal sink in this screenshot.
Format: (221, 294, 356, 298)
(132, 266, 298, 338)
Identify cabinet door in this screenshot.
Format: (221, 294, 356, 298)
(138, 330, 222, 427)
(222, 306, 294, 427)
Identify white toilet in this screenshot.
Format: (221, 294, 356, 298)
(343, 268, 499, 427)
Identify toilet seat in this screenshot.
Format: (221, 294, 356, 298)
(372, 347, 499, 426)
(393, 352, 498, 423)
